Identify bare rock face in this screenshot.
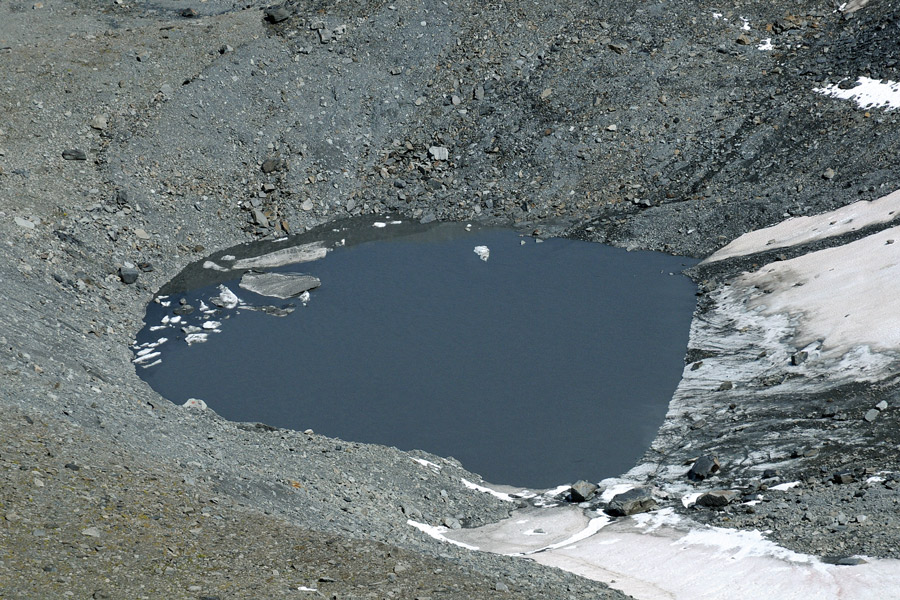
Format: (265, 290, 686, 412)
(239, 272, 321, 299)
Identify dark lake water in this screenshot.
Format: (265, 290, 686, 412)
(134, 218, 698, 489)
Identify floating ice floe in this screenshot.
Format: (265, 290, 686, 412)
(202, 260, 229, 271)
(373, 220, 403, 228)
(201, 320, 221, 330)
(814, 77, 900, 111)
(211, 285, 240, 309)
(185, 332, 208, 345)
(231, 241, 328, 270)
(473, 245, 490, 261)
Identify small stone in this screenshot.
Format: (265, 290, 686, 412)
(119, 267, 139, 285)
(494, 582, 509, 592)
(442, 517, 461, 529)
(64, 463, 80, 471)
(81, 527, 101, 538)
(136, 50, 150, 62)
(823, 168, 836, 180)
(864, 409, 880, 423)
(473, 84, 485, 100)
(134, 228, 150, 240)
(451, 94, 462, 105)
(540, 88, 552, 100)
(876, 400, 888, 411)
(62, 149, 87, 161)
(606, 488, 657, 516)
(219, 44, 234, 54)
(428, 146, 449, 161)
(696, 490, 739, 507)
(252, 208, 269, 227)
(608, 42, 628, 54)
(264, 6, 291, 23)
(735, 34, 752, 45)
(301, 199, 314, 211)
(14, 217, 36, 230)
(89, 114, 108, 130)
(180, 7, 197, 17)
(569, 480, 598, 502)
(606, 124, 618, 132)
(687, 455, 720, 481)
(159, 83, 174, 98)
(261, 158, 282, 173)
(717, 381, 733, 391)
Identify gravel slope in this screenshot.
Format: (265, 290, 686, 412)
(2, 0, 900, 596)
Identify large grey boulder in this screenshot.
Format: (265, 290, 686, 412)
(605, 488, 657, 517)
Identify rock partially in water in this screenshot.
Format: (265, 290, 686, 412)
(239, 272, 321, 299)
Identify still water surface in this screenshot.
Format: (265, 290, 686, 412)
(135, 218, 698, 488)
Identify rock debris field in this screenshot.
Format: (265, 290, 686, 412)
(2, 0, 900, 597)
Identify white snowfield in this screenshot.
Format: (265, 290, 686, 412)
(705, 188, 900, 263)
(442, 507, 900, 600)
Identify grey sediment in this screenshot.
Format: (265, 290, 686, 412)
(3, 0, 900, 596)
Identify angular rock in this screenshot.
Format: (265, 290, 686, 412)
(239, 272, 321, 299)
(264, 5, 291, 23)
(118, 267, 139, 284)
(62, 148, 86, 161)
(833, 471, 855, 484)
(605, 487, 657, 516)
(687, 455, 720, 481)
(864, 408, 880, 422)
(696, 490, 739, 507)
(89, 114, 108, 130)
(569, 480, 598, 502)
(261, 158, 283, 173)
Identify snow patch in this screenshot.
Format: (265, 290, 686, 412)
(815, 77, 900, 111)
(460, 478, 517, 502)
(407, 520, 479, 550)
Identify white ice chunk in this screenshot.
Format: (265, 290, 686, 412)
(202, 320, 221, 330)
(231, 242, 327, 270)
(141, 359, 162, 369)
(170, 315, 182, 324)
(202, 260, 229, 271)
(212, 285, 240, 309)
(185, 332, 208, 345)
(373, 221, 387, 228)
(769, 481, 801, 491)
(474, 245, 490, 261)
(815, 77, 900, 111)
(132, 351, 161, 364)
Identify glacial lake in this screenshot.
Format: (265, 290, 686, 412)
(134, 218, 698, 489)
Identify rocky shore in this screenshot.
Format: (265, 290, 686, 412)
(2, 0, 900, 597)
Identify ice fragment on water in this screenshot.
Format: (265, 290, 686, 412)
(474, 245, 490, 261)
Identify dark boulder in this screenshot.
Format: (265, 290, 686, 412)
(569, 480, 598, 502)
(605, 488, 657, 517)
(687, 455, 720, 481)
